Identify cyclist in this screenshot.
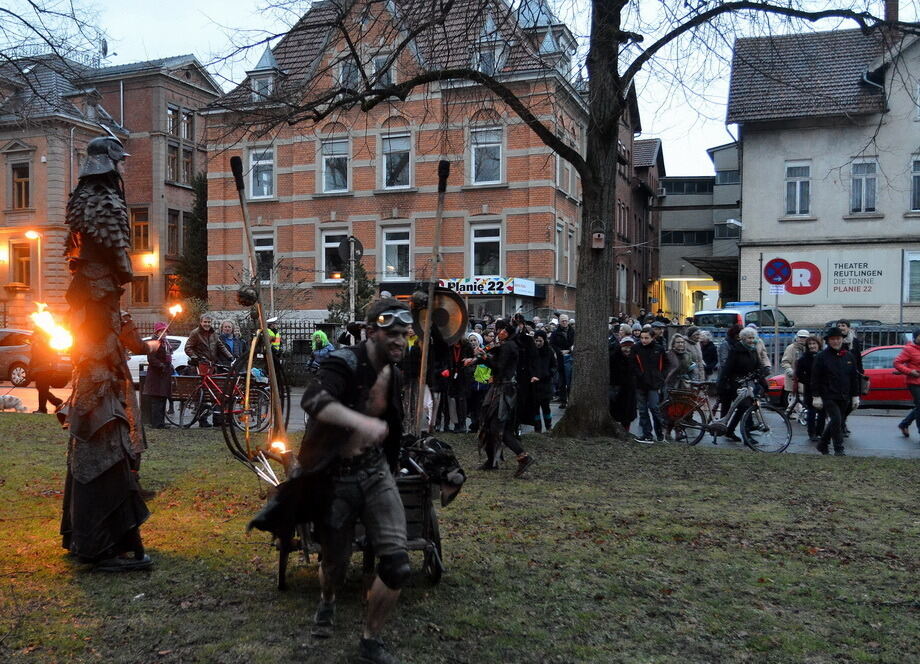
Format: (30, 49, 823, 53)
(717, 327, 766, 442)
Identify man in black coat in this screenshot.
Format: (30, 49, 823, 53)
(811, 327, 860, 456)
(630, 330, 666, 442)
(549, 314, 575, 407)
(143, 322, 173, 429)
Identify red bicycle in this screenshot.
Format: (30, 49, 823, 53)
(167, 360, 271, 431)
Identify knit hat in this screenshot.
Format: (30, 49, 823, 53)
(154, 321, 168, 332)
(620, 336, 635, 345)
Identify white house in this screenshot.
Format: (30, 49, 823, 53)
(727, 26, 920, 325)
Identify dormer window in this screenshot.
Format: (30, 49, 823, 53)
(475, 14, 504, 76)
(476, 47, 500, 76)
(251, 75, 274, 101)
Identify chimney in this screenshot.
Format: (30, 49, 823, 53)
(884, 0, 898, 23)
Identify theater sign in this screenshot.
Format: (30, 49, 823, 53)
(767, 248, 900, 305)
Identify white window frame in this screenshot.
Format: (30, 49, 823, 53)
(911, 157, 920, 211)
(568, 229, 576, 285)
(784, 160, 811, 216)
(470, 224, 502, 278)
(381, 133, 411, 189)
(373, 55, 393, 86)
(381, 227, 411, 281)
(339, 59, 361, 89)
(470, 127, 502, 185)
(321, 139, 350, 193)
(249, 147, 274, 199)
(555, 223, 566, 282)
(252, 230, 275, 284)
(251, 75, 273, 101)
(321, 230, 348, 283)
(850, 159, 878, 213)
(905, 251, 920, 303)
(557, 156, 571, 195)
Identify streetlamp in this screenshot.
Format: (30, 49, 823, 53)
(24, 230, 42, 303)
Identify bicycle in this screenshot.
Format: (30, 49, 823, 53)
(661, 373, 792, 453)
(166, 360, 271, 431)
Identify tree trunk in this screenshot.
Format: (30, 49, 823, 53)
(553, 0, 623, 438)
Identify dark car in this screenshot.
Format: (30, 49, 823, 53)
(767, 345, 910, 408)
(822, 319, 883, 328)
(0, 328, 72, 388)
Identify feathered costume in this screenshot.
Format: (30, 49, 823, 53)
(60, 135, 151, 566)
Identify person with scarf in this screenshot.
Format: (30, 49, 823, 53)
(310, 330, 336, 369)
(664, 334, 695, 395)
(463, 319, 535, 476)
(529, 329, 556, 432)
(466, 332, 490, 433)
(795, 335, 825, 442)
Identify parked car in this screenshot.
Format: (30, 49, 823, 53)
(766, 345, 910, 408)
(823, 319, 882, 328)
(125, 336, 189, 386)
(0, 328, 72, 387)
(694, 302, 794, 328)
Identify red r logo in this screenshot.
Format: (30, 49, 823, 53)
(785, 261, 821, 295)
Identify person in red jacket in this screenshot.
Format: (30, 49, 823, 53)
(894, 329, 920, 439)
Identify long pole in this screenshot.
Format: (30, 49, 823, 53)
(758, 252, 763, 326)
(348, 236, 356, 322)
(415, 161, 450, 435)
(773, 290, 780, 370)
(900, 248, 905, 325)
(229, 156, 287, 451)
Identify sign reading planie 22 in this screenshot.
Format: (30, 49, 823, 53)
(763, 248, 900, 305)
(438, 277, 535, 297)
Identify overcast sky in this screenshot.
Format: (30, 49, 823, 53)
(98, 1, 742, 176)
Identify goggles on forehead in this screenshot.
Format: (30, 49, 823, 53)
(374, 309, 413, 328)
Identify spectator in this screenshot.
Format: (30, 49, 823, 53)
(717, 327, 765, 442)
(550, 313, 575, 408)
(894, 329, 920, 439)
(609, 336, 637, 431)
(811, 327, 860, 456)
(143, 322, 173, 429)
(781, 330, 810, 406)
(218, 320, 245, 366)
(795, 335, 825, 442)
(745, 323, 771, 370)
(530, 329, 556, 432)
(837, 319, 864, 436)
(699, 330, 718, 378)
(446, 337, 474, 433)
(29, 323, 64, 414)
(651, 321, 668, 351)
(310, 330, 336, 369)
(185, 314, 234, 427)
(337, 321, 366, 347)
(630, 329, 666, 443)
(399, 325, 421, 429)
(512, 313, 537, 432)
(683, 326, 705, 381)
(466, 332, 490, 433)
(664, 334, 694, 394)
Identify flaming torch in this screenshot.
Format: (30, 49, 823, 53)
(158, 304, 184, 341)
(30, 303, 73, 351)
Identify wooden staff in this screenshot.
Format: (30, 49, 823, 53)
(414, 160, 450, 435)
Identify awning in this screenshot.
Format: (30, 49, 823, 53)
(682, 255, 739, 300)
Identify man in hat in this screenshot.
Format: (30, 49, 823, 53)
(781, 329, 811, 406)
(810, 327, 860, 456)
(650, 321, 668, 351)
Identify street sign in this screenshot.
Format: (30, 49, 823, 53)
(764, 257, 792, 285)
(337, 236, 364, 263)
(769, 284, 785, 295)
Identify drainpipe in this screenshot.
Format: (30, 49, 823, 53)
(119, 79, 124, 125)
(69, 126, 75, 191)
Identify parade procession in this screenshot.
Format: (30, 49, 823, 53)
(1, 1, 919, 663)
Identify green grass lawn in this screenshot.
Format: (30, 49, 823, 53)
(0, 414, 917, 663)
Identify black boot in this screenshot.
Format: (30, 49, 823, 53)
(358, 637, 400, 664)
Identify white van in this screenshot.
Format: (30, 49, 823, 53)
(693, 302, 795, 328)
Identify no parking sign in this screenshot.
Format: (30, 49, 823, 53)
(763, 258, 792, 285)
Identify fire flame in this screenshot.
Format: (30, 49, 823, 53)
(270, 440, 288, 454)
(30, 303, 73, 351)
(168, 304, 183, 316)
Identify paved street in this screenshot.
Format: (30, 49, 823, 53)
(3, 384, 917, 459)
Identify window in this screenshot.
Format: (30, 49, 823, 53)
(662, 179, 713, 195)
(660, 230, 714, 245)
(11, 163, 29, 209)
(382, 134, 410, 189)
(11, 243, 30, 285)
(851, 161, 877, 213)
(476, 46, 500, 75)
(568, 230, 576, 284)
(181, 149, 193, 184)
(167, 144, 179, 181)
(132, 276, 150, 305)
(322, 140, 348, 193)
(373, 56, 393, 86)
(911, 159, 920, 211)
(557, 156, 571, 194)
(165, 274, 182, 301)
(251, 75, 273, 101)
(340, 59, 360, 88)
(322, 232, 347, 281)
(181, 111, 193, 140)
(714, 223, 741, 239)
(555, 224, 566, 282)
(167, 209, 180, 256)
(250, 148, 274, 198)
(183, 212, 193, 250)
(167, 106, 179, 135)
(862, 348, 899, 369)
(715, 170, 740, 185)
(746, 310, 774, 326)
(131, 209, 150, 251)
(784, 162, 810, 215)
(382, 228, 410, 280)
(253, 232, 274, 282)
(471, 225, 500, 277)
(471, 128, 501, 184)
(906, 252, 920, 303)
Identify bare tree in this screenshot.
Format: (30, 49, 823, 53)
(213, 0, 916, 436)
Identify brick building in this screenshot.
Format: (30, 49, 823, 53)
(205, 0, 657, 322)
(0, 54, 220, 327)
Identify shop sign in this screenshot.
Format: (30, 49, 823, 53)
(438, 277, 536, 296)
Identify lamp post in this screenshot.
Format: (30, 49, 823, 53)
(24, 230, 42, 303)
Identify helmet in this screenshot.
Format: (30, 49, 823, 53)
(79, 135, 130, 177)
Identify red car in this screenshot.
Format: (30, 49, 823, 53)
(766, 345, 910, 407)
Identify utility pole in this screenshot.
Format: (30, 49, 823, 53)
(348, 235, 356, 322)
